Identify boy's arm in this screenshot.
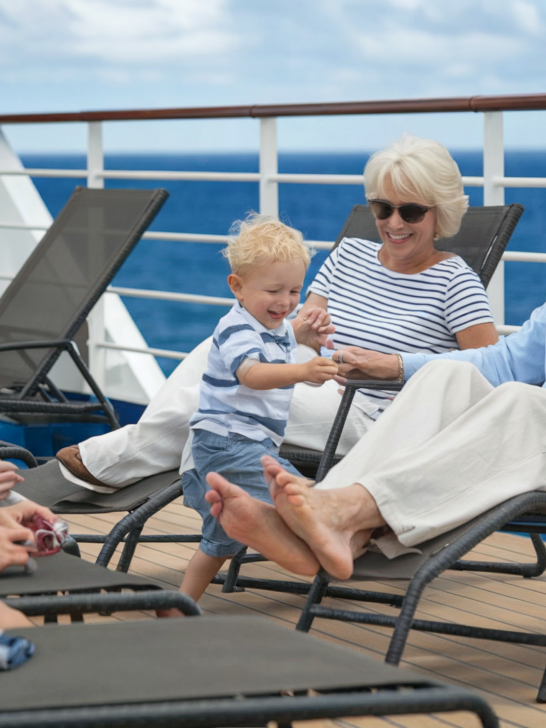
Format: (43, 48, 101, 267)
(237, 357, 338, 390)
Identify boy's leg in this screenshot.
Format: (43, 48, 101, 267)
(178, 550, 228, 603)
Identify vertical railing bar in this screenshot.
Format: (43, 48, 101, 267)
(483, 111, 505, 326)
(86, 121, 107, 391)
(259, 118, 279, 218)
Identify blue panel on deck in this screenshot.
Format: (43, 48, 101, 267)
(0, 398, 146, 459)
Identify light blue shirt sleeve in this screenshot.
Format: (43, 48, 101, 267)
(402, 302, 546, 387)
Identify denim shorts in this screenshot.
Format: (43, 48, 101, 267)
(182, 429, 301, 558)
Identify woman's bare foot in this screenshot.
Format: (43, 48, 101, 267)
(261, 455, 384, 580)
(205, 473, 319, 576)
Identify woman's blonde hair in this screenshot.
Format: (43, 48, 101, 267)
(223, 213, 313, 274)
(363, 134, 468, 239)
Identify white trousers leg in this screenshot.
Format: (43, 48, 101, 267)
(79, 338, 213, 486)
(79, 339, 375, 488)
(316, 360, 546, 548)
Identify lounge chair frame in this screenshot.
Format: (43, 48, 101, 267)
(0, 185, 169, 430)
(0, 616, 498, 728)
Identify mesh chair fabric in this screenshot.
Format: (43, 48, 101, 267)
(0, 187, 168, 392)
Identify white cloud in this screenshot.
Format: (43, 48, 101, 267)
(0, 0, 545, 121)
(511, 0, 542, 34)
(0, 0, 235, 69)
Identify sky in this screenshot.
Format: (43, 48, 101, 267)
(0, 0, 545, 152)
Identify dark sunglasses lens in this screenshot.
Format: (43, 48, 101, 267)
(369, 201, 393, 220)
(399, 205, 427, 223)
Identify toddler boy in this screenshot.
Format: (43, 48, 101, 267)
(179, 214, 337, 601)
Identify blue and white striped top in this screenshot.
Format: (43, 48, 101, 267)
(309, 237, 494, 411)
(190, 302, 298, 445)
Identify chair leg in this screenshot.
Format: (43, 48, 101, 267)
(526, 533, 546, 578)
(537, 665, 546, 703)
(222, 547, 248, 593)
(116, 525, 144, 573)
(296, 572, 329, 632)
(453, 532, 546, 578)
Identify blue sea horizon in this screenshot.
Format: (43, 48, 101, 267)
(22, 151, 546, 375)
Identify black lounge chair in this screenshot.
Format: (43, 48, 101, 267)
(295, 493, 546, 704)
(0, 547, 201, 622)
(0, 185, 169, 431)
(0, 615, 498, 727)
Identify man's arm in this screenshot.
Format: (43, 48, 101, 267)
(403, 303, 546, 385)
(332, 303, 546, 387)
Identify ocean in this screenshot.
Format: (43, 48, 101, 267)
(21, 151, 546, 376)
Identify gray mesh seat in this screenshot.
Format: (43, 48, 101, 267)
(0, 186, 169, 430)
(0, 548, 201, 621)
(0, 616, 498, 727)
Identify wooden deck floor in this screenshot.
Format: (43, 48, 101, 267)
(62, 499, 546, 728)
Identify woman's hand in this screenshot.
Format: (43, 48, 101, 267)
(0, 526, 36, 572)
(292, 294, 334, 351)
(332, 347, 400, 381)
(0, 500, 58, 530)
(293, 307, 335, 350)
(0, 461, 24, 501)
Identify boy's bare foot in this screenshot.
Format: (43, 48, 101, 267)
(205, 473, 319, 576)
(56, 446, 108, 488)
(261, 455, 384, 580)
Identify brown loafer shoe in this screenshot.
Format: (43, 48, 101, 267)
(56, 445, 108, 488)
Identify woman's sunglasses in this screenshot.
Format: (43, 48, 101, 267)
(368, 199, 430, 224)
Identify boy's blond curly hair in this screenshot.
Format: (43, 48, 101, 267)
(223, 213, 313, 274)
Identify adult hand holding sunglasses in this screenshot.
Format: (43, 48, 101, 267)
(367, 198, 430, 224)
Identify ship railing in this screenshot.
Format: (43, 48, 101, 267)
(0, 94, 545, 376)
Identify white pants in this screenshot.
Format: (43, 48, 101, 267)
(317, 360, 546, 550)
(80, 339, 375, 487)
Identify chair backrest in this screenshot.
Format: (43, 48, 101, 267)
(0, 186, 169, 391)
(334, 203, 524, 288)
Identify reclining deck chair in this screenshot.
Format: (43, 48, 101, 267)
(0, 615, 498, 727)
(0, 547, 200, 622)
(0, 186, 168, 431)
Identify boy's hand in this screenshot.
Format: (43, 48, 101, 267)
(301, 357, 338, 384)
(294, 307, 335, 349)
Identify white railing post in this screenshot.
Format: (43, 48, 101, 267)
(259, 118, 279, 218)
(483, 111, 505, 326)
(86, 122, 106, 391)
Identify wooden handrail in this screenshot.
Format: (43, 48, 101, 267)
(1, 93, 546, 124)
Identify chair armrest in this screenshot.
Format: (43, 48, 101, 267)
(0, 339, 72, 353)
(344, 379, 405, 391)
(0, 446, 38, 469)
